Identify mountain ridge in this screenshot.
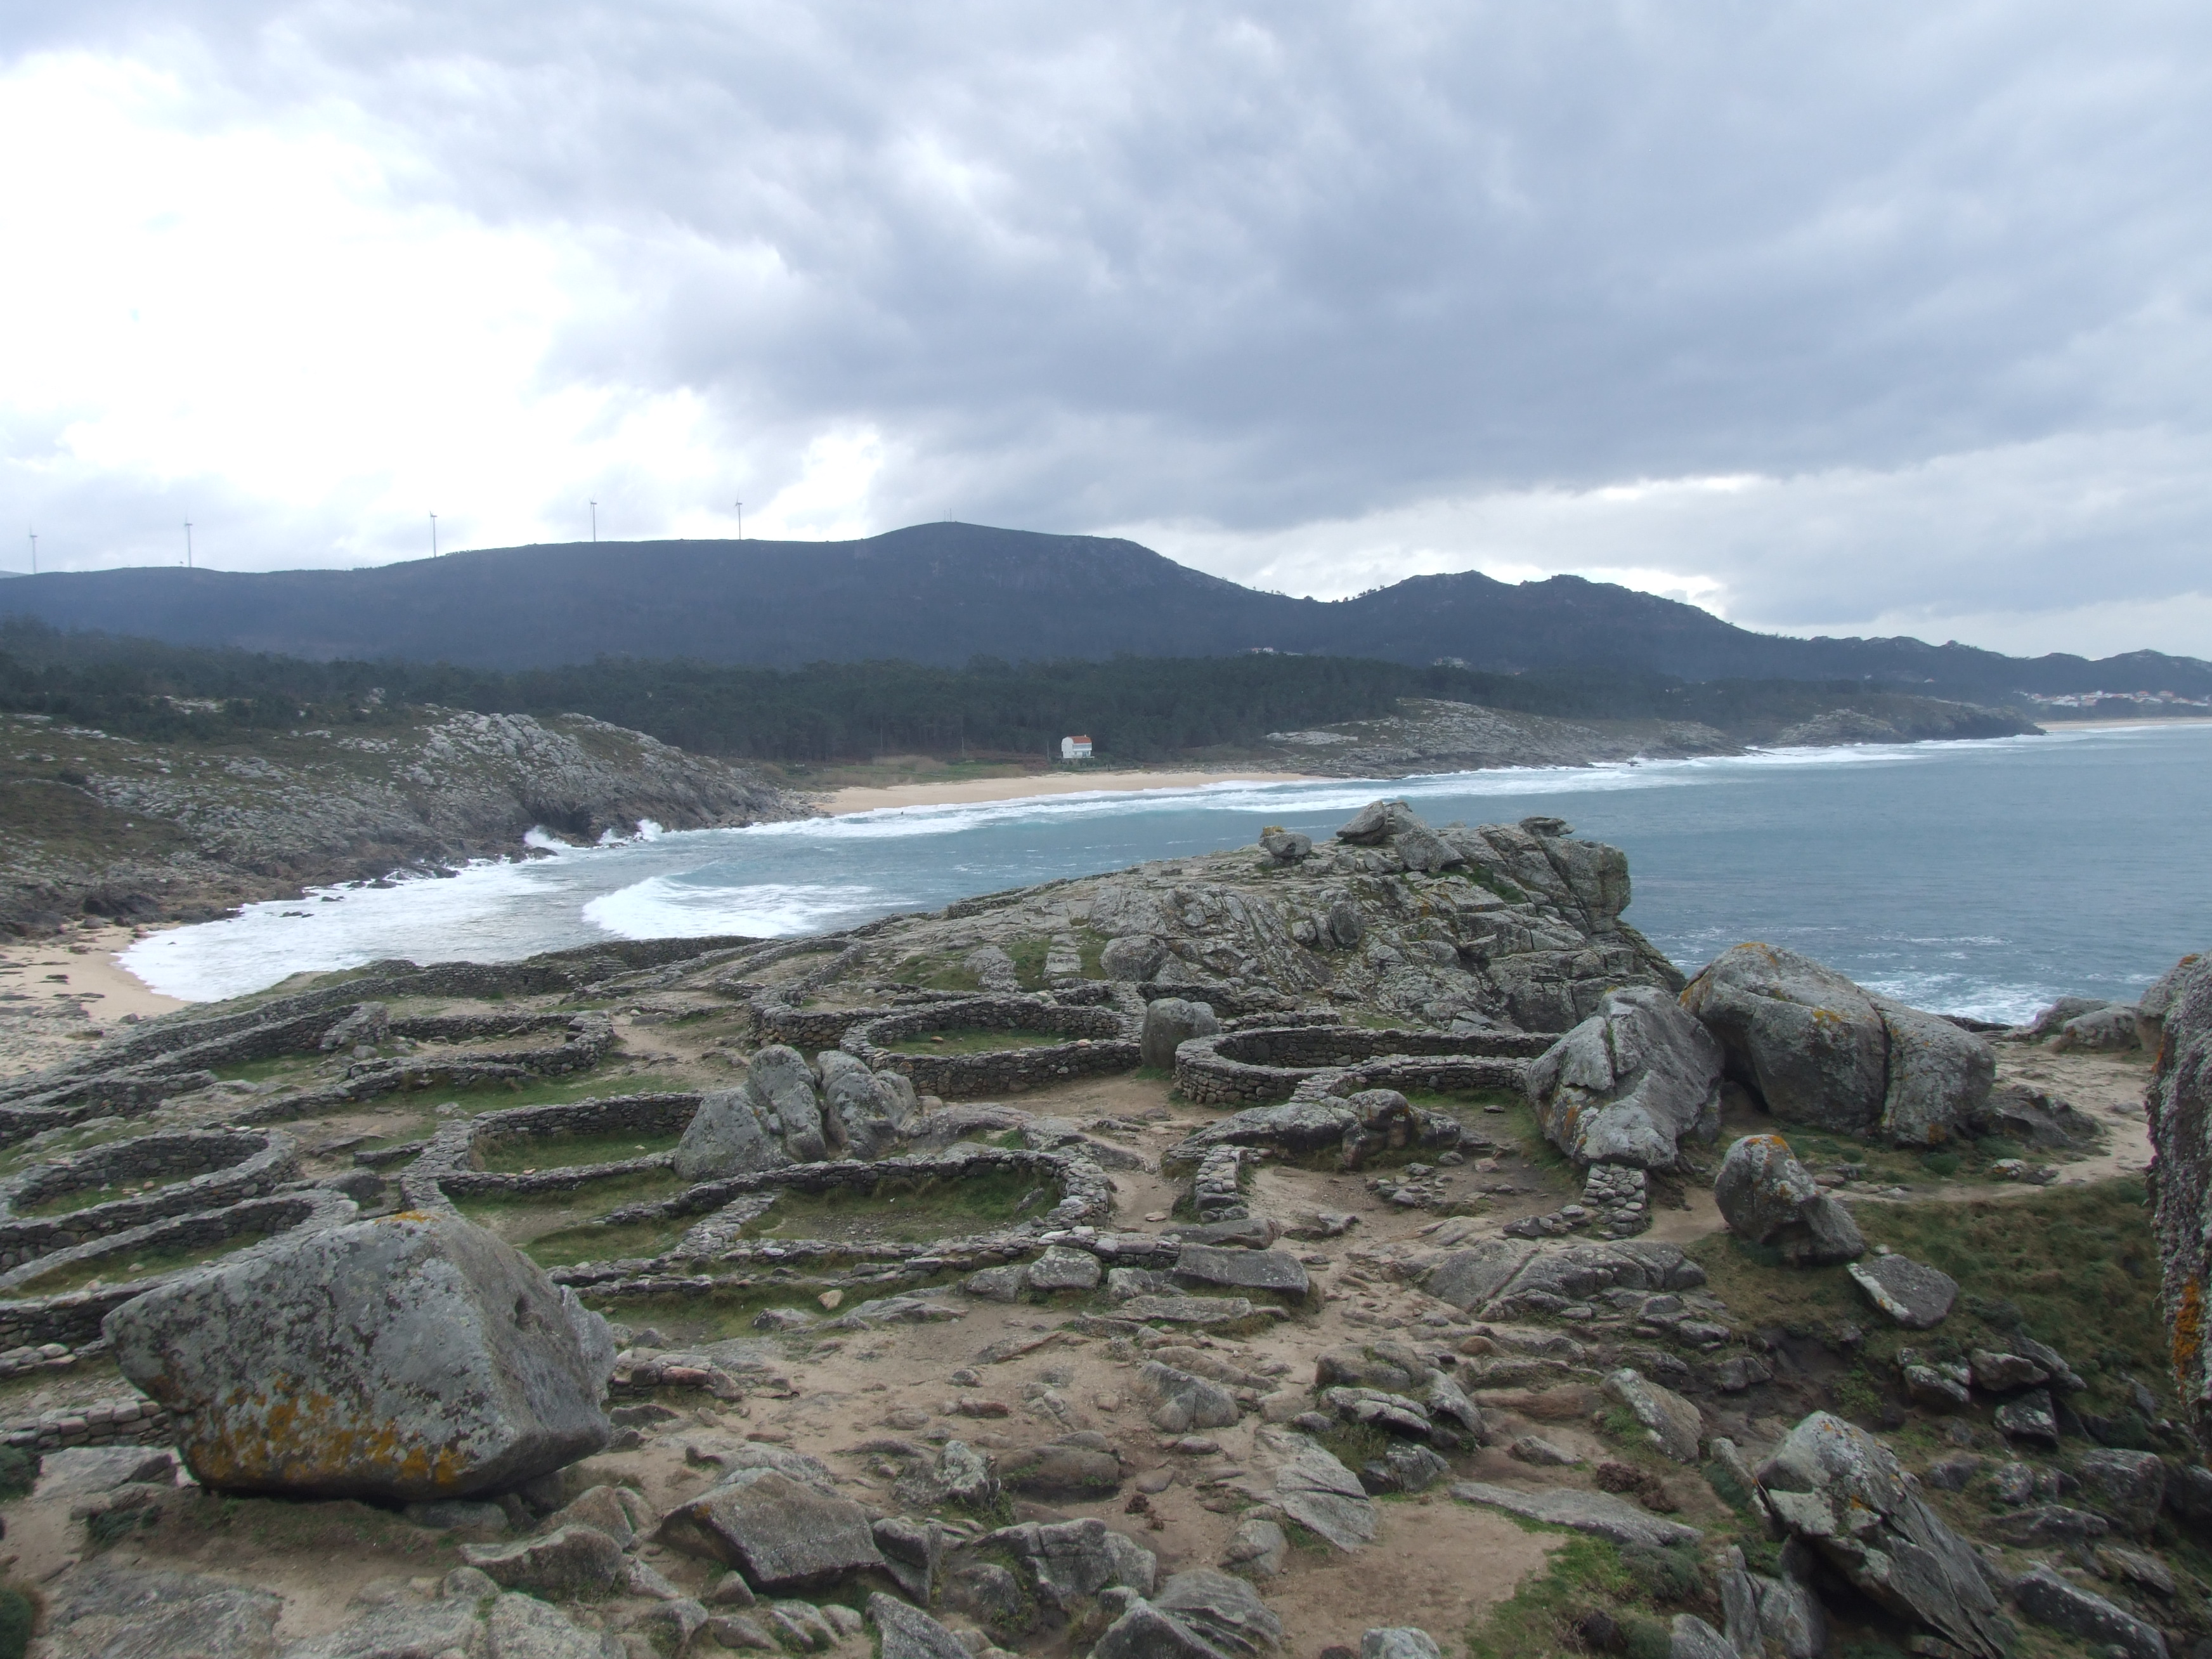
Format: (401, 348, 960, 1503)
(3, 520, 2205, 694)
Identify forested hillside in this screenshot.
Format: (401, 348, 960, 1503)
(0, 618, 2031, 765)
(4, 521, 2207, 693)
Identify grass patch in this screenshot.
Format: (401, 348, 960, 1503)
(1465, 1528, 1667, 1659)
(13, 1226, 277, 1296)
(0, 1583, 30, 1659)
(521, 1214, 694, 1267)
(13, 1173, 194, 1220)
(577, 1268, 969, 1344)
(474, 1127, 682, 1174)
(1006, 937, 1051, 991)
(451, 1168, 694, 1252)
(0, 1120, 152, 1177)
(888, 950, 982, 994)
(740, 1166, 1046, 1243)
(882, 1027, 1067, 1057)
(1686, 1176, 2168, 1419)
(1311, 1421, 1392, 1474)
(0, 1447, 38, 1502)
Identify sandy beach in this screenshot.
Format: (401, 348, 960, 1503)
(819, 766, 1320, 815)
(0, 923, 192, 1075)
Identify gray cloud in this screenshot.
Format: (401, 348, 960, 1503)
(3, 1, 2210, 653)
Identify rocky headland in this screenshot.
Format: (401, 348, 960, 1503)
(0, 800, 2194, 1659)
(0, 706, 812, 937)
(1253, 694, 2037, 779)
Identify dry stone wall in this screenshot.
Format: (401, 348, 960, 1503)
(1173, 1025, 1545, 1106)
(0, 1129, 299, 1270)
(843, 998, 1140, 1098)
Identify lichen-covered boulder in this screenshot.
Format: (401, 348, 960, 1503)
(1526, 987, 1723, 1168)
(1757, 1412, 2010, 1659)
(818, 1050, 913, 1161)
(1142, 998, 1220, 1069)
(2152, 954, 2212, 1454)
(1714, 1135, 1864, 1265)
(1875, 995, 1996, 1144)
(1682, 944, 1993, 1143)
(1682, 945, 1888, 1133)
(674, 1086, 789, 1181)
(105, 1211, 615, 1500)
(747, 1044, 830, 1161)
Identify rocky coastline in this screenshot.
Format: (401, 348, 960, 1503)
(0, 799, 2196, 1659)
(0, 706, 814, 937)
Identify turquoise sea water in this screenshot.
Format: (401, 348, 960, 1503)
(126, 722, 2212, 1020)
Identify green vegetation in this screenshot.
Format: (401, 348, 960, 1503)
(0, 1583, 30, 1659)
(1688, 1178, 2167, 1421)
(519, 1214, 693, 1268)
(0, 1447, 39, 1501)
(0, 614, 2045, 766)
(473, 1127, 681, 1174)
(888, 950, 982, 993)
(450, 1168, 693, 1255)
(1465, 1529, 1673, 1659)
(740, 1167, 1045, 1243)
(13, 1174, 189, 1220)
(14, 1226, 277, 1296)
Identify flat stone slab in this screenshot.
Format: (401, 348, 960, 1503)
(1173, 1244, 1310, 1296)
(1847, 1253, 1957, 1329)
(1117, 1294, 1259, 1326)
(1449, 1481, 1701, 1548)
(44, 1563, 284, 1659)
(33, 1445, 177, 1502)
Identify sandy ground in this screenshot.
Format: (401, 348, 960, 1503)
(0, 923, 189, 1078)
(820, 769, 1320, 816)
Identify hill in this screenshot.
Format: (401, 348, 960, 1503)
(4, 521, 2206, 694)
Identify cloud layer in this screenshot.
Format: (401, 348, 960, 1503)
(3, 1, 2209, 655)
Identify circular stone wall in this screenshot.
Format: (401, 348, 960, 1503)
(842, 997, 1138, 1098)
(0, 1130, 301, 1271)
(1173, 1024, 1554, 1105)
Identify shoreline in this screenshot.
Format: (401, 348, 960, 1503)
(818, 767, 1322, 815)
(2035, 714, 2212, 729)
(0, 923, 192, 1072)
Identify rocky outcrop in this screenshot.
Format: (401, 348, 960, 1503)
(2142, 954, 2209, 1054)
(1412, 1237, 1706, 1319)
(1083, 805, 1678, 1034)
(1757, 1412, 2010, 1659)
(1526, 987, 1723, 1168)
(675, 1044, 914, 1179)
(1682, 944, 1994, 1143)
(1714, 1135, 1864, 1265)
(2149, 947, 2212, 1452)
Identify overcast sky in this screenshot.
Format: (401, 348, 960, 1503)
(4, 2, 2209, 658)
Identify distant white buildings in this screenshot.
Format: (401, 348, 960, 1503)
(1060, 734, 1093, 760)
